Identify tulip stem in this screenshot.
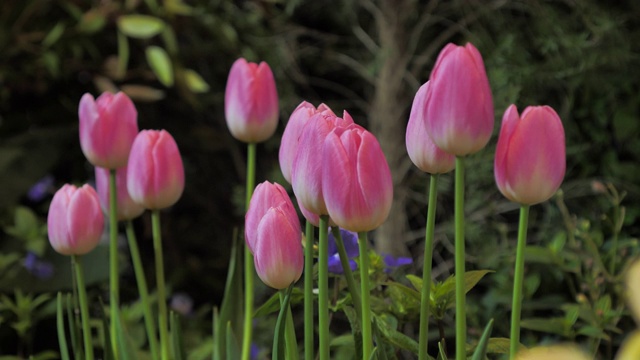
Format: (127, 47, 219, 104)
(242, 142, 257, 360)
(331, 227, 361, 321)
(127, 220, 160, 360)
(454, 157, 466, 360)
(509, 205, 530, 359)
(152, 210, 170, 360)
(419, 174, 439, 360)
(304, 220, 314, 360)
(318, 216, 330, 360)
(72, 255, 94, 360)
(358, 231, 372, 360)
(108, 169, 119, 355)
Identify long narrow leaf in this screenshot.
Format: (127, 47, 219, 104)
(66, 294, 82, 360)
(471, 319, 494, 360)
(272, 285, 294, 360)
(213, 307, 220, 360)
(171, 311, 184, 360)
(225, 322, 240, 360)
(216, 229, 243, 360)
(113, 306, 137, 360)
(56, 293, 70, 360)
(97, 298, 113, 360)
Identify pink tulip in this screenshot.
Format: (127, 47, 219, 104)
(224, 58, 279, 143)
(245, 181, 292, 253)
(406, 82, 456, 174)
(279, 101, 334, 183)
(291, 111, 358, 216)
(495, 105, 565, 205)
(322, 126, 393, 232)
(246, 181, 303, 289)
(47, 184, 104, 255)
(95, 166, 145, 221)
(424, 43, 494, 156)
(79, 92, 139, 168)
(127, 130, 185, 210)
(254, 207, 303, 289)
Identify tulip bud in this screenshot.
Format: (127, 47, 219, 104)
(127, 130, 185, 210)
(291, 111, 357, 216)
(494, 105, 565, 205)
(79, 92, 139, 168)
(246, 181, 303, 290)
(224, 58, 279, 143)
(95, 166, 145, 221)
(406, 82, 456, 174)
(245, 181, 292, 253)
(47, 184, 104, 255)
(424, 43, 494, 156)
(322, 126, 393, 232)
(279, 101, 334, 183)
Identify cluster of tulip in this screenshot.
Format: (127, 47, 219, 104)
(228, 43, 568, 360)
(47, 92, 184, 360)
(52, 40, 640, 360)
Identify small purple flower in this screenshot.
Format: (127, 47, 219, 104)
(170, 292, 193, 315)
(383, 254, 413, 274)
(250, 343, 261, 360)
(328, 228, 359, 274)
(23, 252, 54, 279)
(27, 175, 55, 202)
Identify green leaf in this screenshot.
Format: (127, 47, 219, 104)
(43, 23, 65, 47)
(77, 8, 106, 34)
(470, 319, 493, 360)
(373, 314, 419, 354)
(385, 282, 420, 316)
(272, 286, 293, 360)
(184, 69, 210, 93)
(225, 322, 240, 360)
(170, 311, 184, 360)
(146, 46, 174, 87)
(113, 306, 138, 360)
(520, 317, 571, 337)
(117, 31, 129, 79)
(405, 274, 423, 291)
(215, 230, 243, 360)
(437, 341, 448, 360)
(485, 337, 521, 354)
(117, 15, 166, 39)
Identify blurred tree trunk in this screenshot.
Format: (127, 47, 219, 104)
(368, 0, 413, 257)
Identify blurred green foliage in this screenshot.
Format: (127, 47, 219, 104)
(0, 0, 639, 358)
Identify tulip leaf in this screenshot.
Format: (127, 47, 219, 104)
(117, 15, 166, 39)
(438, 341, 448, 360)
(470, 319, 493, 360)
(66, 295, 81, 359)
(272, 285, 293, 360)
(56, 293, 70, 360)
(225, 321, 240, 360)
(146, 46, 174, 87)
(184, 69, 210, 93)
(170, 311, 184, 360)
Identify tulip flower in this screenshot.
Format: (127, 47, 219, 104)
(127, 130, 185, 210)
(245, 181, 292, 253)
(322, 126, 393, 232)
(246, 181, 303, 289)
(424, 43, 494, 156)
(47, 184, 104, 255)
(224, 58, 279, 143)
(95, 166, 145, 221)
(279, 101, 334, 183)
(291, 111, 357, 216)
(79, 92, 139, 168)
(494, 105, 565, 205)
(406, 82, 456, 174)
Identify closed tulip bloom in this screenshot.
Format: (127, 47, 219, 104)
(424, 43, 494, 156)
(291, 111, 358, 216)
(95, 166, 145, 221)
(224, 58, 279, 143)
(245, 181, 292, 253)
(79, 92, 139, 168)
(495, 105, 565, 205)
(253, 206, 304, 289)
(279, 101, 334, 183)
(322, 126, 393, 232)
(127, 130, 185, 210)
(47, 184, 104, 255)
(406, 82, 456, 174)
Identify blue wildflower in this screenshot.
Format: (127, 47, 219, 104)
(327, 228, 359, 274)
(383, 254, 413, 274)
(27, 175, 54, 202)
(23, 252, 54, 279)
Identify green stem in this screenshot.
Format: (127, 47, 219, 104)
(509, 205, 530, 360)
(72, 255, 94, 360)
(280, 292, 299, 360)
(304, 220, 314, 360)
(454, 157, 466, 360)
(242, 142, 257, 360)
(152, 210, 170, 360)
(108, 169, 119, 355)
(318, 216, 330, 360)
(331, 227, 362, 321)
(358, 231, 372, 360)
(608, 204, 621, 275)
(419, 174, 439, 360)
(127, 220, 160, 360)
